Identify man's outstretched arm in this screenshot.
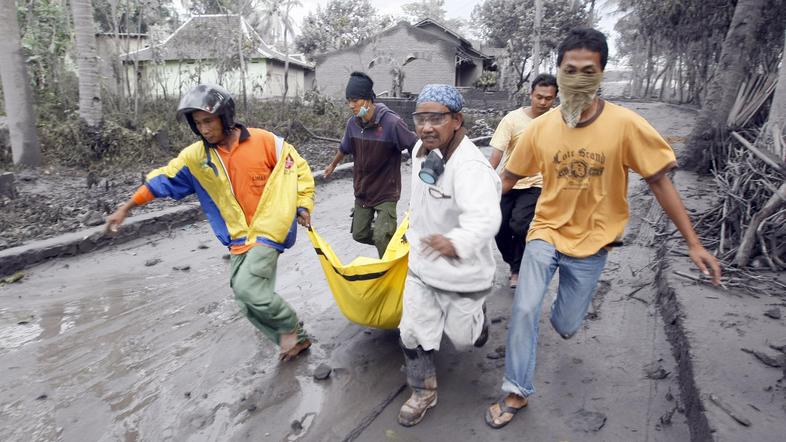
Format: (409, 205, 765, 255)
(648, 174, 721, 285)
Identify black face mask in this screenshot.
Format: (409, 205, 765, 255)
(419, 150, 445, 185)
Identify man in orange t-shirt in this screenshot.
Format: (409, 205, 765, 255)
(106, 84, 315, 362)
(484, 28, 721, 429)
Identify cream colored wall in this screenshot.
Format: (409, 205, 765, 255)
(264, 62, 306, 98)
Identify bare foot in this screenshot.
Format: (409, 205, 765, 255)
(279, 339, 311, 362)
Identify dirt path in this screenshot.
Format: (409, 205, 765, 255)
(1, 102, 697, 441)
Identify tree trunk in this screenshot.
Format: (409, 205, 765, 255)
(684, 0, 766, 171)
(281, 5, 291, 114)
(238, 31, 248, 112)
(756, 31, 786, 160)
(70, 0, 102, 127)
(532, 0, 542, 78)
(659, 58, 674, 101)
(630, 44, 646, 97)
(133, 6, 143, 124)
(588, 0, 596, 24)
(0, 0, 42, 167)
(643, 38, 654, 97)
(734, 180, 786, 267)
(677, 55, 685, 104)
(651, 59, 670, 99)
(123, 0, 133, 107)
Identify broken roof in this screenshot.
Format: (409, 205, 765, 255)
(122, 14, 312, 69)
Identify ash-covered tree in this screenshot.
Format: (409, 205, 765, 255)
(16, 0, 71, 100)
(0, 0, 41, 166)
(401, 0, 465, 32)
(757, 30, 786, 160)
(255, 0, 301, 109)
(70, 0, 102, 127)
(186, 0, 237, 14)
(614, 0, 786, 171)
(92, 0, 178, 34)
(614, 0, 736, 103)
(683, 0, 782, 171)
(295, 0, 392, 58)
(472, 0, 589, 93)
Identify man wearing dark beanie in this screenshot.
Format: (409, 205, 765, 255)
(324, 72, 418, 257)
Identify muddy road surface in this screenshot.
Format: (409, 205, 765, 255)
(2, 102, 696, 441)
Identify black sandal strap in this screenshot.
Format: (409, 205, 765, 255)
(496, 397, 522, 416)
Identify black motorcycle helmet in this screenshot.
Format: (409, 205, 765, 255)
(176, 84, 236, 139)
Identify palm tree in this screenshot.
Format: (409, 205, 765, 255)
(70, 0, 103, 127)
(0, 0, 41, 166)
(735, 30, 786, 267)
(756, 31, 786, 161)
(256, 0, 301, 108)
(684, 0, 767, 171)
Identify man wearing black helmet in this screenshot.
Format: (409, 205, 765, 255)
(323, 72, 418, 257)
(106, 84, 316, 362)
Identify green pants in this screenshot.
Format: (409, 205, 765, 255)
(352, 200, 397, 258)
(230, 245, 307, 345)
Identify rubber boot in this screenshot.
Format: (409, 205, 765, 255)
(474, 303, 489, 348)
(398, 343, 438, 427)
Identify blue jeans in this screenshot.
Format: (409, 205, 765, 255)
(502, 239, 608, 398)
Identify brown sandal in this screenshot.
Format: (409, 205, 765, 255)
(484, 395, 528, 429)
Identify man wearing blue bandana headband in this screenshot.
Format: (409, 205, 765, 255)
(396, 84, 502, 427)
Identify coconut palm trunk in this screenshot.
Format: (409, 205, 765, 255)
(683, 0, 766, 171)
(756, 31, 786, 160)
(70, 0, 103, 127)
(0, 0, 41, 166)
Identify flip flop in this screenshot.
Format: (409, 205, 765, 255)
(484, 395, 528, 429)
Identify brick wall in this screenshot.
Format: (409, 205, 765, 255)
(376, 98, 417, 130)
(458, 89, 515, 110)
(315, 25, 457, 99)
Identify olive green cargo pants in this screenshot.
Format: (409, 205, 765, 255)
(352, 200, 397, 258)
(230, 245, 307, 345)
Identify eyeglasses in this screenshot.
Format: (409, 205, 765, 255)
(428, 187, 452, 199)
(412, 112, 452, 127)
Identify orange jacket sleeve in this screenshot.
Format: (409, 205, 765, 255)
(132, 185, 155, 206)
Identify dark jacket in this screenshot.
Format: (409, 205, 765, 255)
(340, 103, 418, 207)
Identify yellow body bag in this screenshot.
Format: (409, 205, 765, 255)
(307, 216, 409, 329)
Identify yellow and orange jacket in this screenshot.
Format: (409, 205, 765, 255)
(133, 126, 315, 253)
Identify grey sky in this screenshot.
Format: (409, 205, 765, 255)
(294, 0, 482, 22)
(292, 0, 622, 55)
